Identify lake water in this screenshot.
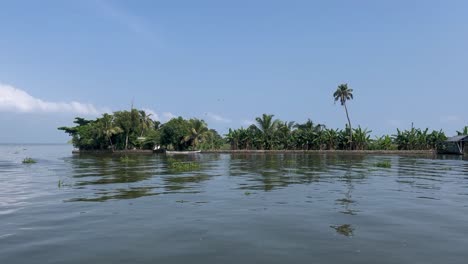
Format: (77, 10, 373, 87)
(1, 144, 467, 264)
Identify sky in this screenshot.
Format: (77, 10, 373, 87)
(0, 0, 467, 143)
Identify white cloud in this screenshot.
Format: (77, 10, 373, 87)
(0, 83, 103, 115)
(205, 112, 231, 123)
(162, 112, 176, 120)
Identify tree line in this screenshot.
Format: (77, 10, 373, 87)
(59, 84, 467, 151)
(59, 109, 223, 151)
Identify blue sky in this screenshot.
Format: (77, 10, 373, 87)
(0, 0, 467, 143)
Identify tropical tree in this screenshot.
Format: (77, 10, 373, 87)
(139, 110, 154, 137)
(160, 117, 191, 150)
(184, 119, 209, 149)
(255, 114, 280, 150)
(322, 128, 339, 150)
(97, 113, 123, 150)
(457, 126, 468, 135)
(293, 119, 323, 150)
(333, 83, 354, 148)
(352, 126, 371, 150)
(275, 121, 295, 150)
(114, 110, 136, 149)
(369, 135, 394, 150)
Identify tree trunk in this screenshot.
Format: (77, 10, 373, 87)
(125, 132, 129, 150)
(344, 103, 353, 149)
(109, 137, 114, 151)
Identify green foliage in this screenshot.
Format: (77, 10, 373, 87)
(353, 126, 371, 150)
(22, 157, 37, 164)
(60, 108, 453, 152)
(160, 117, 192, 151)
(457, 126, 468, 135)
(168, 161, 201, 171)
(60, 110, 220, 151)
(375, 161, 392, 168)
(119, 156, 136, 163)
(369, 135, 396, 150)
(393, 126, 446, 150)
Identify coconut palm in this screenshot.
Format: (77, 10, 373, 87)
(139, 110, 154, 137)
(333, 83, 354, 148)
(184, 119, 209, 149)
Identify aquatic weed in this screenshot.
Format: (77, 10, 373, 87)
(375, 160, 391, 168)
(119, 156, 136, 163)
(168, 161, 201, 171)
(331, 224, 354, 236)
(22, 157, 37, 164)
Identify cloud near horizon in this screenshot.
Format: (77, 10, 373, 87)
(0, 83, 104, 115)
(205, 112, 231, 123)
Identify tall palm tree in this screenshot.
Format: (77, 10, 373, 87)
(139, 110, 154, 137)
(333, 83, 354, 148)
(255, 114, 280, 150)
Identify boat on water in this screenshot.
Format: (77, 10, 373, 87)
(165, 150, 201, 155)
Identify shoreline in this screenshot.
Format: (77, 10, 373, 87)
(72, 149, 436, 155)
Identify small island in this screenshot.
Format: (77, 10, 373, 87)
(59, 84, 468, 154)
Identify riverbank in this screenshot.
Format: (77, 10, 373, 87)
(202, 149, 435, 155)
(72, 149, 436, 155)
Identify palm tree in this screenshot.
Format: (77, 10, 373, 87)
(139, 110, 154, 137)
(457, 126, 468, 135)
(255, 114, 280, 150)
(99, 113, 123, 150)
(333, 83, 354, 148)
(184, 119, 209, 149)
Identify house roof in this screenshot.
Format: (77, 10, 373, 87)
(446, 135, 468, 142)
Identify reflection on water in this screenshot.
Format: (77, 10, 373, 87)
(57, 153, 468, 206)
(1, 145, 468, 264)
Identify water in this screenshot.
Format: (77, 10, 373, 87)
(1, 145, 467, 264)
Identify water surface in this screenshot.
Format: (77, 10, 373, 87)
(1, 145, 467, 263)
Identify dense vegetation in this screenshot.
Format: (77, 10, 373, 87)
(225, 116, 448, 151)
(59, 84, 466, 152)
(59, 109, 223, 151)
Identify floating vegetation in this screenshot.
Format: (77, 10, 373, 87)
(375, 160, 391, 168)
(58, 179, 64, 188)
(22, 157, 37, 164)
(331, 224, 354, 236)
(336, 198, 354, 204)
(168, 161, 201, 171)
(119, 156, 136, 163)
(176, 200, 188, 203)
(244, 191, 252, 196)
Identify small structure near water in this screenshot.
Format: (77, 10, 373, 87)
(438, 135, 468, 155)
